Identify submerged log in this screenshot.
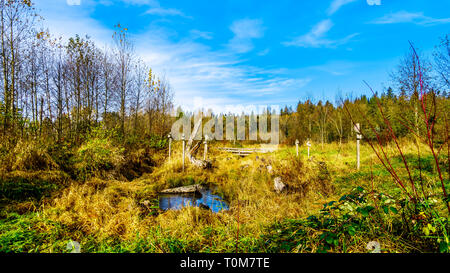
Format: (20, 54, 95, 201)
(160, 184, 204, 194)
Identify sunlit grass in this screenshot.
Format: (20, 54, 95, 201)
(0, 140, 448, 253)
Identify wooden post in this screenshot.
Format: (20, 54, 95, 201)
(204, 135, 208, 160)
(295, 139, 299, 157)
(306, 140, 311, 159)
(168, 133, 172, 161)
(182, 133, 185, 171)
(354, 123, 361, 170)
(357, 138, 360, 170)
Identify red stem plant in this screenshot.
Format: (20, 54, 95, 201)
(344, 42, 450, 215)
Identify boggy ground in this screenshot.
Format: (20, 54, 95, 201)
(0, 140, 449, 253)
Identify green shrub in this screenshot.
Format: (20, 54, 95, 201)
(144, 135, 168, 150)
(258, 186, 449, 253)
(74, 138, 124, 180)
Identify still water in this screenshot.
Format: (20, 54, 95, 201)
(159, 188, 229, 213)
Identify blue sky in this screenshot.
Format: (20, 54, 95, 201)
(35, 0, 450, 113)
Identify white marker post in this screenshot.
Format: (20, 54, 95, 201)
(204, 135, 208, 160)
(306, 140, 311, 159)
(295, 139, 299, 157)
(354, 123, 361, 170)
(168, 133, 172, 161)
(182, 133, 185, 172)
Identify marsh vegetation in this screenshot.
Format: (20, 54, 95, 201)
(0, 1, 449, 253)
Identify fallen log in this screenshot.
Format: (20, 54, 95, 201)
(160, 184, 204, 194)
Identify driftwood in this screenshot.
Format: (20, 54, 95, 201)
(186, 118, 211, 168)
(160, 184, 204, 194)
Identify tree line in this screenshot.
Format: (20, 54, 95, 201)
(1, 1, 448, 150)
(279, 36, 449, 147)
(0, 0, 173, 147)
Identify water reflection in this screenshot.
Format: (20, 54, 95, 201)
(159, 188, 229, 213)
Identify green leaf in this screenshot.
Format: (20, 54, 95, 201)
(339, 195, 348, 202)
(439, 241, 448, 253)
(347, 226, 356, 236)
(333, 238, 339, 246)
(326, 235, 334, 245)
(423, 227, 430, 236)
(389, 207, 398, 214)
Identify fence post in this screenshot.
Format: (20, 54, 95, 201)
(354, 123, 361, 170)
(204, 135, 208, 160)
(182, 133, 185, 172)
(168, 133, 172, 161)
(295, 139, 299, 157)
(306, 140, 311, 159)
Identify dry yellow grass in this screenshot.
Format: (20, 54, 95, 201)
(39, 141, 337, 251)
(2, 139, 446, 253)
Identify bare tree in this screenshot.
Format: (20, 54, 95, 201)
(131, 58, 147, 133)
(113, 23, 133, 139)
(434, 34, 450, 91)
(0, 0, 37, 135)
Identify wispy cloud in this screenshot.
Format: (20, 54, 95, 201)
(66, 0, 81, 6)
(36, 1, 308, 112)
(370, 11, 450, 26)
(135, 29, 311, 111)
(119, 0, 159, 5)
(98, 0, 158, 6)
(190, 29, 213, 40)
(228, 19, 265, 53)
(145, 7, 190, 18)
(109, 0, 191, 18)
(327, 0, 358, 16)
(283, 19, 358, 48)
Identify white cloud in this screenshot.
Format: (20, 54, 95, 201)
(66, 0, 81, 6)
(98, 0, 189, 18)
(366, 0, 381, 6)
(190, 30, 213, 40)
(283, 19, 358, 48)
(97, 0, 158, 6)
(308, 60, 361, 76)
(228, 19, 265, 54)
(145, 7, 189, 18)
(327, 0, 358, 15)
(35, 1, 310, 113)
(36, 1, 111, 45)
(119, 0, 159, 6)
(370, 11, 450, 26)
(230, 19, 265, 39)
(134, 29, 311, 111)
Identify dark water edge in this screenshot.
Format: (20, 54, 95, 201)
(159, 188, 229, 213)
